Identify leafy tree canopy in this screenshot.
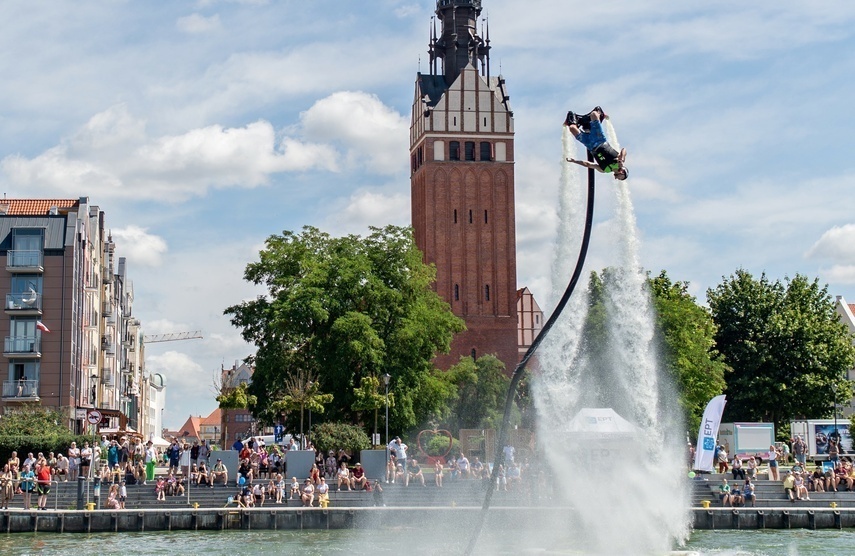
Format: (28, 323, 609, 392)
(707, 269, 855, 431)
(649, 271, 728, 432)
(444, 354, 512, 434)
(224, 225, 465, 434)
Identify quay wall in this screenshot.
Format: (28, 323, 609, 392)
(1, 507, 855, 533)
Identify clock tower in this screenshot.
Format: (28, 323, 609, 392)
(410, 0, 519, 372)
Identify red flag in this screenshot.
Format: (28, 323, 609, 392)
(36, 321, 50, 333)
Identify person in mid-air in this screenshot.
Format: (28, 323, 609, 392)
(564, 107, 627, 180)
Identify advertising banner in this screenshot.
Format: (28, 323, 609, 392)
(693, 395, 727, 471)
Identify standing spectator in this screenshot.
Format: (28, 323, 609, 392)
(716, 445, 729, 474)
(167, 439, 181, 475)
(35, 462, 51, 510)
(0, 464, 13, 509)
(767, 445, 780, 481)
(325, 451, 337, 479)
(144, 441, 157, 485)
(456, 453, 471, 480)
(503, 443, 515, 466)
(197, 439, 210, 465)
(496, 464, 507, 491)
(67, 442, 80, 481)
(107, 441, 120, 481)
(828, 436, 841, 466)
(80, 442, 92, 479)
(180, 443, 192, 478)
(388, 437, 408, 483)
(793, 436, 807, 467)
(19, 464, 35, 510)
(119, 481, 128, 509)
(190, 442, 200, 467)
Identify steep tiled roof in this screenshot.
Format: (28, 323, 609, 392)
(0, 199, 79, 215)
(201, 408, 222, 425)
(850, 304, 855, 315)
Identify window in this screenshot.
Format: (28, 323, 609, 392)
(9, 361, 39, 381)
(485, 285, 490, 301)
(469, 210, 473, 224)
(484, 210, 488, 224)
(450, 141, 460, 161)
(454, 284, 459, 301)
(12, 229, 44, 251)
(480, 142, 492, 161)
(470, 348, 477, 360)
(454, 209, 458, 224)
(465, 141, 475, 161)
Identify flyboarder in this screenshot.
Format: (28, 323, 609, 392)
(564, 107, 628, 180)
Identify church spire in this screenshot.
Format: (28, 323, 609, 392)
(430, 0, 490, 85)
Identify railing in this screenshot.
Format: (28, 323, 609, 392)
(6, 250, 44, 270)
(5, 291, 42, 312)
(2, 380, 39, 399)
(102, 369, 114, 386)
(4, 336, 40, 355)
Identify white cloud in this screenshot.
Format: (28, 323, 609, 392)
(326, 190, 410, 234)
(806, 224, 855, 262)
(177, 13, 222, 34)
(821, 265, 855, 285)
(111, 226, 168, 267)
(1, 105, 338, 202)
(300, 91, 409, 175)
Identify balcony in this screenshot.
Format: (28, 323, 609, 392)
(1, 380, 39, 401)
(3, 336, 41, 358)
(6, 250, 44, 272)
(101, 335, 115, 355)
(101, 369, 114, 386)
(5, 291, 42, 316)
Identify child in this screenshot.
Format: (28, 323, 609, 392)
(289, 476, 300, 500)
(155, 477, 166, 501)
(119, 480, 127, 509)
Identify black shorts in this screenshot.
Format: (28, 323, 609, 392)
(37, 484, 50, 495)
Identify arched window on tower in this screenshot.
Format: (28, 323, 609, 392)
(485, 284, 490, 301)
(454, 209, 458, 224)
(454, 284, 460, 301)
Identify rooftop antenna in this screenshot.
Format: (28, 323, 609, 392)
(484, 16, 491, 79)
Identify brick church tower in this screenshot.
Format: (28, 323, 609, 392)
(410, 0, 519, 372)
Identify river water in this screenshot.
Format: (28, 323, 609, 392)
(1, 529, 853, 555)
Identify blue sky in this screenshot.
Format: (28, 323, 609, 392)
(3, 0, 855, 428)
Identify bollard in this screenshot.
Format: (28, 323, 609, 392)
(76, 477, 85, 510)
(93, 476, 101, 509)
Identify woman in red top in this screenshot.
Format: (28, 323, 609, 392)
(36, 462, 52, 510)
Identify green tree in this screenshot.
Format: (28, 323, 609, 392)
(649, 271, 728, 432)
(707, 270, 855, 431)
(224, 225, 465, 433)
(352, 375, 394, 445)
(270, 371, 333, 444)
(445, 354, 512, 434)
(216, 381, 256, 448)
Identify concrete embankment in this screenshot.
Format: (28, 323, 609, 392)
(2, 506, 855, 533)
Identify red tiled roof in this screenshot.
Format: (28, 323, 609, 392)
(201, 408, 222, 425)
(849, 304, 855, 315)
(0, 199, 79, 215)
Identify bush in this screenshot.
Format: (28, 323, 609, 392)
(310, 422, 371, 456)
(0, 433, 92, 464)
(425, 432, 458, 457)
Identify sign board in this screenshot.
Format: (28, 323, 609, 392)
(86, 409, 102, 425)
(75, 408, 88, 420)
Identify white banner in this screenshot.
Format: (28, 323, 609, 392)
(693, 395, 727, 472)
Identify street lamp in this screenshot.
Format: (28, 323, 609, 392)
(832, 382, 839, 443)
(383, 374, 391, 448)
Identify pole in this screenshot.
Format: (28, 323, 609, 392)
(384, 373, 391, 474)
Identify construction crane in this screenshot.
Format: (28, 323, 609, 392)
(143, 331, 204, 344)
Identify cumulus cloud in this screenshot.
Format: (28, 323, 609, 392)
(1, 104, 338, 202)
(324, 190, 410, 235)
(806, 224, 855, 262)
(111, 226, 169, 267)
(177, 13, 222, 34)
(300, 91, 409, 175)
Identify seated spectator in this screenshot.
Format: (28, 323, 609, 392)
(729, 484, 744, 507)
(337, 462, 352, 491)
(189, 464, 199, 485)
(408, 459, 426, 487)
(743, 479, 756, 507)
(266, 479, 277, 500)
(241, 483, 254, 508)
(275, 474, 285, 504)
(496, 464, 507, 491)
(834, 462, 851, 491)
(310, 463, 321, 486)
(198, 462, 212, 487)
(718, 478, 732, 507)
(351, 462, 368, 490)
(155, 478, 166, 501)
(325, 451, 338, 479)
(395, 463, 406, 484)
(434, 460, 444, 488)
(372, 480, 384, 507)
(55, 454, 69, 482)
(289, 476, 301, 500)
(386, 456, 397, 484)
(794, 472, 810, 501)
(783, 471, 796, 502)
(810, 465, 825, 492)
(252, 482, 265, 507)
(301, 479, 315, 507)
(456, 454, 471, 479)
(731, 456, 745, 481)
(106, 484, 120, 510)
(212, 459, 229, 486)
(316, 477, 330, 508)
(506, 463, 522, 489)
(746, 456, 757, 480)
(471, 457, 484, 477)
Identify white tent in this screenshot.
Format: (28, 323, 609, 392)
(148, 435, 170, 447)
(565, 408, 638, 434)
